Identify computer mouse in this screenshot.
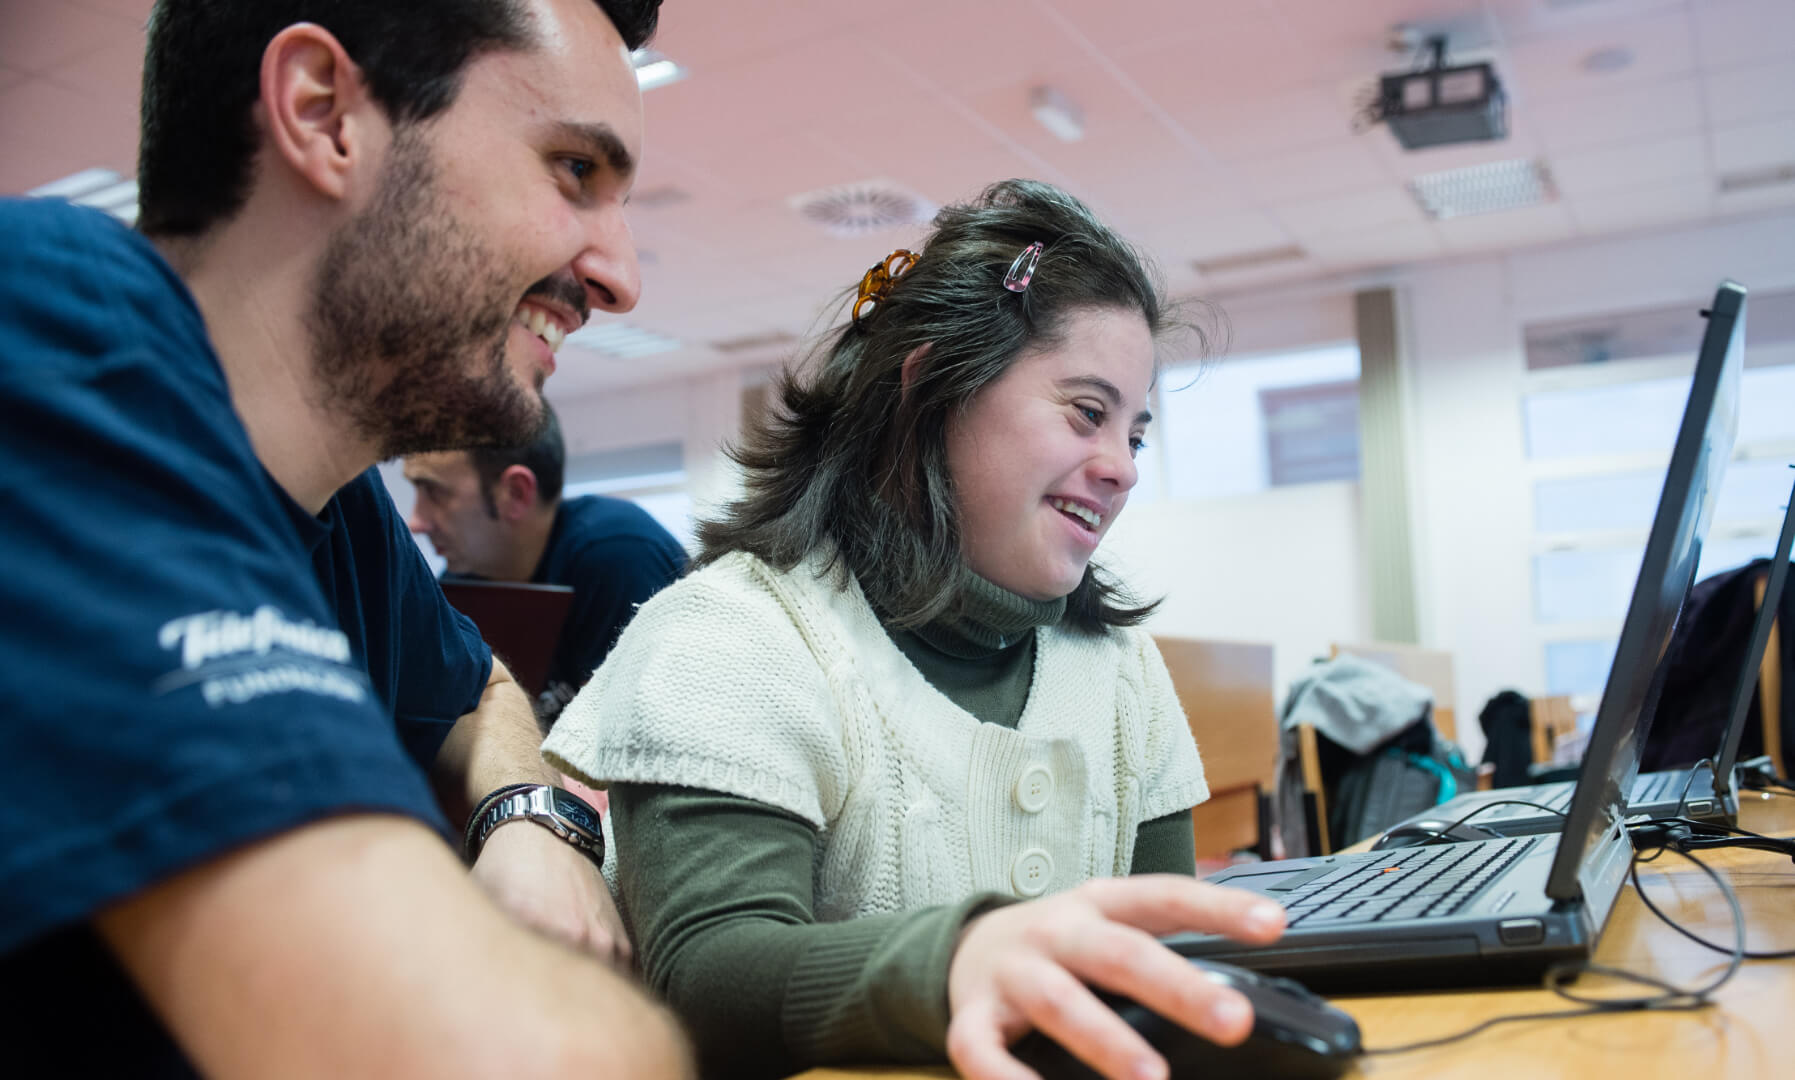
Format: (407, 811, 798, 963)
(1371, 818, 1505, 850)
(1011, 958, 1361, 1080)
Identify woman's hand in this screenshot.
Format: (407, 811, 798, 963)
(945, 876, 1285, 1080)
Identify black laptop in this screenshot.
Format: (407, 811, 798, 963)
(1389, 466, 1793, 838)
(1167, 281, 1747, 991)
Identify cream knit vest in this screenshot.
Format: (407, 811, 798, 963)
(543, 550, 1208, 920)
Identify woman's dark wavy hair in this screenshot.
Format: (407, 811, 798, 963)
(697, 179, 1209, 635)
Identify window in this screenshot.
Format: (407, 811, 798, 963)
(1523, 289, 1795, 699)
(1155, 343, 1361, 500)
(563, 441, 694, 550)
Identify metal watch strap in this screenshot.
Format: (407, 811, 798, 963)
(464, 785, 605, 869)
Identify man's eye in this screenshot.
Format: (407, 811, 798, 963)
(562, 157, 595, 183)
(1078, 405, 1103, 424)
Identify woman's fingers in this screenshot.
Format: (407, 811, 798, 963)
(1048, 919, 1256, 1048)
(999, 959, 1167, 1080)
(1079, 875, 1286, 943)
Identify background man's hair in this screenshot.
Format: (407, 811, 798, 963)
(137, 0, 662, 238)
(697, 178, 1216, 635)
(471, 401, 567, 512)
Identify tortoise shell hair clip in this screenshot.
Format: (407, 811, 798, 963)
(852, 249, 919, 323)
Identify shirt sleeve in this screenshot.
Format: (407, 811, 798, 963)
(0, 206, 443, 953)
(330, 471, 492, 764)
(611, 783, 1011, 1077)
(1128, 810, 1198, 875)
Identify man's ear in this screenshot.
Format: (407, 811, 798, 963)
(899, 343, 933, 396)
(495, 466, 540, 522)
(258, 23, 378, 203)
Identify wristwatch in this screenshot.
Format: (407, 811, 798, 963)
(464, 784, 605, 869)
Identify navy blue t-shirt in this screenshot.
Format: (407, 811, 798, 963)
(0, 200, 492, 1074)
(447, 494, 685, 722)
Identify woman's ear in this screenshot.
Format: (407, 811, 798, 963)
(899, 343, 933, 396)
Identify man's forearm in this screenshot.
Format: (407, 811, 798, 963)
(431, 658, 558, 827)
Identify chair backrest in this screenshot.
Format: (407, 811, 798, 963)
(1329, 640, 1458, 741)
(1752, 574, 1786, 776)
(1153, 636, 1277, 859)
(1530, 695, 1579, 764)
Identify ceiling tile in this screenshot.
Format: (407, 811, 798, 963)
(1690, 0, 1795, 69)
(1277, 185, 1427, 237)
(1299, 220, 1445, 268)
(1530, 76, 1703, 153)
(64, 0, 155, 25)
(0, 78, 137, 189)
(1502, 7, 1697, 103)
(1162, 80, 1365, 160)
(1566, 176, 1713, 234)
(1435, 201, 1577, 251)
(1711, 179, 1795, 220)
(1130, 209, 1293, 265)
(0, 0, 139, 74)
(1710, 117, 1795, 175)
(42, 36, 144, 106)
(1227, 138, 1395, 203)
(864, 0, 1090, 96)
(1491, 0, 1689, 42)
(1550, 132, 1709, 196)
(1704, 62, 1795, 128)
(1039, 0, 1268, 57)
(0, 65, 28, 94)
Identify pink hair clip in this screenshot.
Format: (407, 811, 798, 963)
(1003, 240, 1044, 292)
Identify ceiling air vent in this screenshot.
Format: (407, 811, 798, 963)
(789, 180, 936, 237)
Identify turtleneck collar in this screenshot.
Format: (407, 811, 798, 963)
(907, 570, 1067, 660)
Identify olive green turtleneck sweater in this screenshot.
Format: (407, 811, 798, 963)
(609, 573, 1198, 1078)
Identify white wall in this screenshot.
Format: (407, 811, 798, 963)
(1101, 482, 1372, 704)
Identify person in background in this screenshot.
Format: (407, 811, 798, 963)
(544, 179, 1286, 1080)
(0, 1, 690, 1077)
(406, 401, 688, 728)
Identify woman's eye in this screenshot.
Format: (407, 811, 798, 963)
(1078, 405, 1103, 425)
(1129, 436, 1148, 458)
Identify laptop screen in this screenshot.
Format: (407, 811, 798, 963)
(1713, 471, 1795, 775)
(1545, 281, 1746, 902)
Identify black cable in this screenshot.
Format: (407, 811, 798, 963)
(1401, 799, 1570, 845)
(1365, 846, 1746, 1055)
(1669, 758, 1717, 820)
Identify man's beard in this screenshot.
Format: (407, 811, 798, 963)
(305, 130, 546, 460)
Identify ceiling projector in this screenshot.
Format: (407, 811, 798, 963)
(1373, 35, 1507, 150)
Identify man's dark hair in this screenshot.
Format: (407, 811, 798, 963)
(472, 401, 566, 514)
(137, 0, 662, 237)
(698, 179, 1210, 635)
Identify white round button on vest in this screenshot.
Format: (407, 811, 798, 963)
(1011, 848, 1054, 897)
(1013, 765, 1054, 813)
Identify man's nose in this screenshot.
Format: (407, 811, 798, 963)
(571, 205, 640, 316)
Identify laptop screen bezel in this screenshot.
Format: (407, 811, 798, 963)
(1544, 281, 1747, 902)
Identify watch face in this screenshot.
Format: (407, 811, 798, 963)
(552, 789, 601, 835)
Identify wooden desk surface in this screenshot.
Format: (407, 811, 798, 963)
(796, 794, 1795, 1080)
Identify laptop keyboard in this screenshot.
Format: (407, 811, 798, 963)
(1281, 837, 1539, 928)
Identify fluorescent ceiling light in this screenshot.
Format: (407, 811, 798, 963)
(27, 167, 140, 225)
(1030, 85, 1085, 142)
(564, 320, 682, 358)
(631, 49, 686, 91)
(1407, 158, 1556, 219)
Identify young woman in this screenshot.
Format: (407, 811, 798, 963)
(543, 180, 1284, 1080)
